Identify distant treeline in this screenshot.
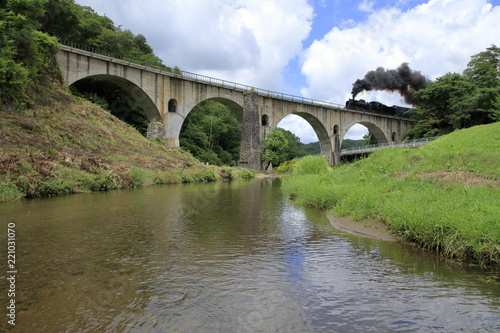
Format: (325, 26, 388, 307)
(301, 139, 367, 155)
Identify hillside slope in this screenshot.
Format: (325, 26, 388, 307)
(0, 86, 252, 201)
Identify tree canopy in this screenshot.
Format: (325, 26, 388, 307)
(0, 0, 169, 111)
(406, 45, 500, 138)
(0, 0, 59, 110)
(180, 100, 242, 166)
(262, 128, 308, 167)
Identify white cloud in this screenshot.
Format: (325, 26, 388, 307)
(278, 115, 318, 143)
(358, 0, 375, 13)
(344, 124, 368, 140)
(300, 0, 500, 106)
(76, 0, 314, 91)
(74, 0, 499, 143)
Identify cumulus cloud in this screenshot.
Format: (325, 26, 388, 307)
(74, 0, 499, 141)
(300, 0, 500, 106)
(76, 0, 313, 91)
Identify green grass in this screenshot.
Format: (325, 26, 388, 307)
(283, 123, 500, 267)
(292, 155, 330, 175)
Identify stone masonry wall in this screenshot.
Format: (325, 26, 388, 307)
(238, 92, 262, 171)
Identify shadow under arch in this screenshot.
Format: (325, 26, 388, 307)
(71, 74, 162, 123)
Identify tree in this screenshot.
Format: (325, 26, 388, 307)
(405, 45, 500, 139)
(363, 131, 377, 145)
(180, 100, 241, 166)
(276, 128, 307, 161)
(261, 129, 289, 168)
(0, 0, 168, 111)
(463, 45, 500, 123)
(0, 0, 58, 110)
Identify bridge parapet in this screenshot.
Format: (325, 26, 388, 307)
(341, 136, 441, 156)
(59, 44, 380, 115)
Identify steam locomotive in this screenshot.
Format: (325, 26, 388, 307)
(345, 99, 412, 118)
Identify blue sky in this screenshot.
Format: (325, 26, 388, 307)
(75, 0, 500, 142)
(283, 0, 431, 96)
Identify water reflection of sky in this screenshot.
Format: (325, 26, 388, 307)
(276, 201, 309, 286)
(2, 180, 499, 332)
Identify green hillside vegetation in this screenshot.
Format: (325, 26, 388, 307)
(340, 138, 367, 150)
(0, 0, 253, 202)
(1, 0, 172, 112)
(301, 141, 321, 155)
(283, 122, 500, 267)
(0, 86, 253, 201)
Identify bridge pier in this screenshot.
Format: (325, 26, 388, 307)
(146, 122, 166, 141)
(238, 92, 262, 171)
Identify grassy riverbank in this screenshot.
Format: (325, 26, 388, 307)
(0, 86, 253, 202)
(283, 123, 500, 267)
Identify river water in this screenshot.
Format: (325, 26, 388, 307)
(0, 178, 499, 332)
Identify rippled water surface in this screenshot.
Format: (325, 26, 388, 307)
(1, 178, 499, 332)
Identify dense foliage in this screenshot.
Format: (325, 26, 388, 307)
(39, 0, 168, 69)
(340, 138, 367, 150)
(1, 0, 168, 118)
(301, 141, 320, 154)
(180, 100, 242, 166)
(0, 0, 59, 110)
(262, 128, 308, 167)
(406, 45, 500, 138)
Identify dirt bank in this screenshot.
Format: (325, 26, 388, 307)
(327, 214, 397, 242)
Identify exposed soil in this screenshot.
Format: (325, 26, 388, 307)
(327, 214, 397, 242)
(395, 171, 499, 188)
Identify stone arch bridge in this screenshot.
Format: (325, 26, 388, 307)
(57, 44, 415, 170)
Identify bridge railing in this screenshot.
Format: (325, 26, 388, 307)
(59, 42, 415, 120)
(58, 42, 390, 112)
(340, 136, 441, 156)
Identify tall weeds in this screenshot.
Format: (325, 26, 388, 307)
(293, 156, 330, 175)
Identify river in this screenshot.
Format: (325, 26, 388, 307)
(1, 178, 499, 332)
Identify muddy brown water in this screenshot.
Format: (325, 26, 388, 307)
(1, 178, 499, 332)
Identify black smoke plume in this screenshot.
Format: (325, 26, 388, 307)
(351, 63, 430, 106)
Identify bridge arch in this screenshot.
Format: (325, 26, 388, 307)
(342, 120, 388, 145)
(180, 96, 244, 127)
(178, 96, 244, 166)
(276, 112, 332, 161)
(69, 74, 162, 123)
(57, 47, 416, 168)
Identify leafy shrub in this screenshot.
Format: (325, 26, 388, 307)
(275, 160, 298, 174)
